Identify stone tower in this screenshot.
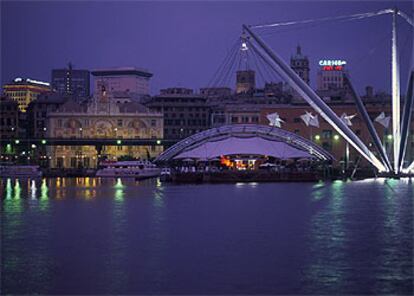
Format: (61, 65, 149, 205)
(290, 45, 310, 85)
(236, 70, 256, 94)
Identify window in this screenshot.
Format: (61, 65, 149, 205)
(294, 117, 301, 123)
(231, 116, 239, 123)
(70, 157, 77, 168)
(322, 130, 332, 139)
(151, 119, 157, 127)
(117, 119, 123, 127)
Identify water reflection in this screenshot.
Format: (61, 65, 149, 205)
(304, 180, 348, 293)
(375, 179, 413, 292)
(103, 178, 128, 291)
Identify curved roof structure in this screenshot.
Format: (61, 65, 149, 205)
(156, 124, 334, 162)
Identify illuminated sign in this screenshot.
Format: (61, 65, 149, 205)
(14, 77, 50, 86)
(26, 79, 50, 86)
(322, 65, 344, 71)
(319, 60, 347, 66)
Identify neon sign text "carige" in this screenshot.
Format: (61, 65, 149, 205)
(319, 60, 347, 66)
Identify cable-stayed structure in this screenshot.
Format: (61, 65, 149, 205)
(243, 7, 413, 175)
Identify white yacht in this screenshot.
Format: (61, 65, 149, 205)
(96, 160, 161, 179)
(0, 164, 42, 178)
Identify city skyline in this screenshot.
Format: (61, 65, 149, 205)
(2, 0, 413, 95)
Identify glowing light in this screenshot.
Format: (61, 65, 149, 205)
(314, 135, 321, 141)
(156, 140, 161, 145)
(26, 78, 50, 86)
(319, 60, 347, 66)
(387, 134, 393, 140)
(31, 144, 36, 149)
(41, 139, 47, 144)
(334, 135, 340, 141)
(15, 140, 20, 144)
(116, 140, 122, 145)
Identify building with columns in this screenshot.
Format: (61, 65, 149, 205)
(47, 89, 163, 169)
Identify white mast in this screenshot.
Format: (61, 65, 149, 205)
(391, 8, 401, 173)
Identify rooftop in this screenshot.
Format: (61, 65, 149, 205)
(91, 67, 153, 78)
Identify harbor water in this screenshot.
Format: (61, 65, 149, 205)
(1, 177, 413, 294)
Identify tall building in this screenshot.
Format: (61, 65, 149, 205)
(236, 70, 256, 94)
(51, 63, 90, 97)
(3, 78, 51, 112)
(144, 88, 210, 140)
(290, 45, 310, 84)
(91, 67, 153, 97)
(47, 89, 163, 169)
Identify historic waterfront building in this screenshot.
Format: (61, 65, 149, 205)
(3, 78, 51, 112)
(144, 88, 210, 140)
(47, 89, 163, 169)
(51, 63, 90, 97)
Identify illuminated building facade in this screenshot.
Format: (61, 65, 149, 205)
(316, 60, 347, 91)
(47, 90, 163, 169)
(260, 102, 414, 168)
(3, 78, 51, 112)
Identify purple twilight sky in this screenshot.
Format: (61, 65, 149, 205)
(1, 0, 413, 95)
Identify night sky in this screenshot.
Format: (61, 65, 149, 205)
(1, 0, 413, 95)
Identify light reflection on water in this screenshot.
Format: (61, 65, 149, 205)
(1, 177, 413, 295)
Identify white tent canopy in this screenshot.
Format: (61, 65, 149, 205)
(173, 136, 312, 160)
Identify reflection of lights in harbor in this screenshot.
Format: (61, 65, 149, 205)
(14, 179, 21, 199)
(114, 178, 125, 201)
(31, 180, 37, 199)
(6, 178, 12, 199)
(41, 179, 48, 199)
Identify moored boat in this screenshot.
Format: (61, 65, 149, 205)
(96, 160, 161, 179)
(0, 164, 43, 178)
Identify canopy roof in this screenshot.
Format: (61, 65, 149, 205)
(156, 124, 333, 162)
(174, 136, 311, 160)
